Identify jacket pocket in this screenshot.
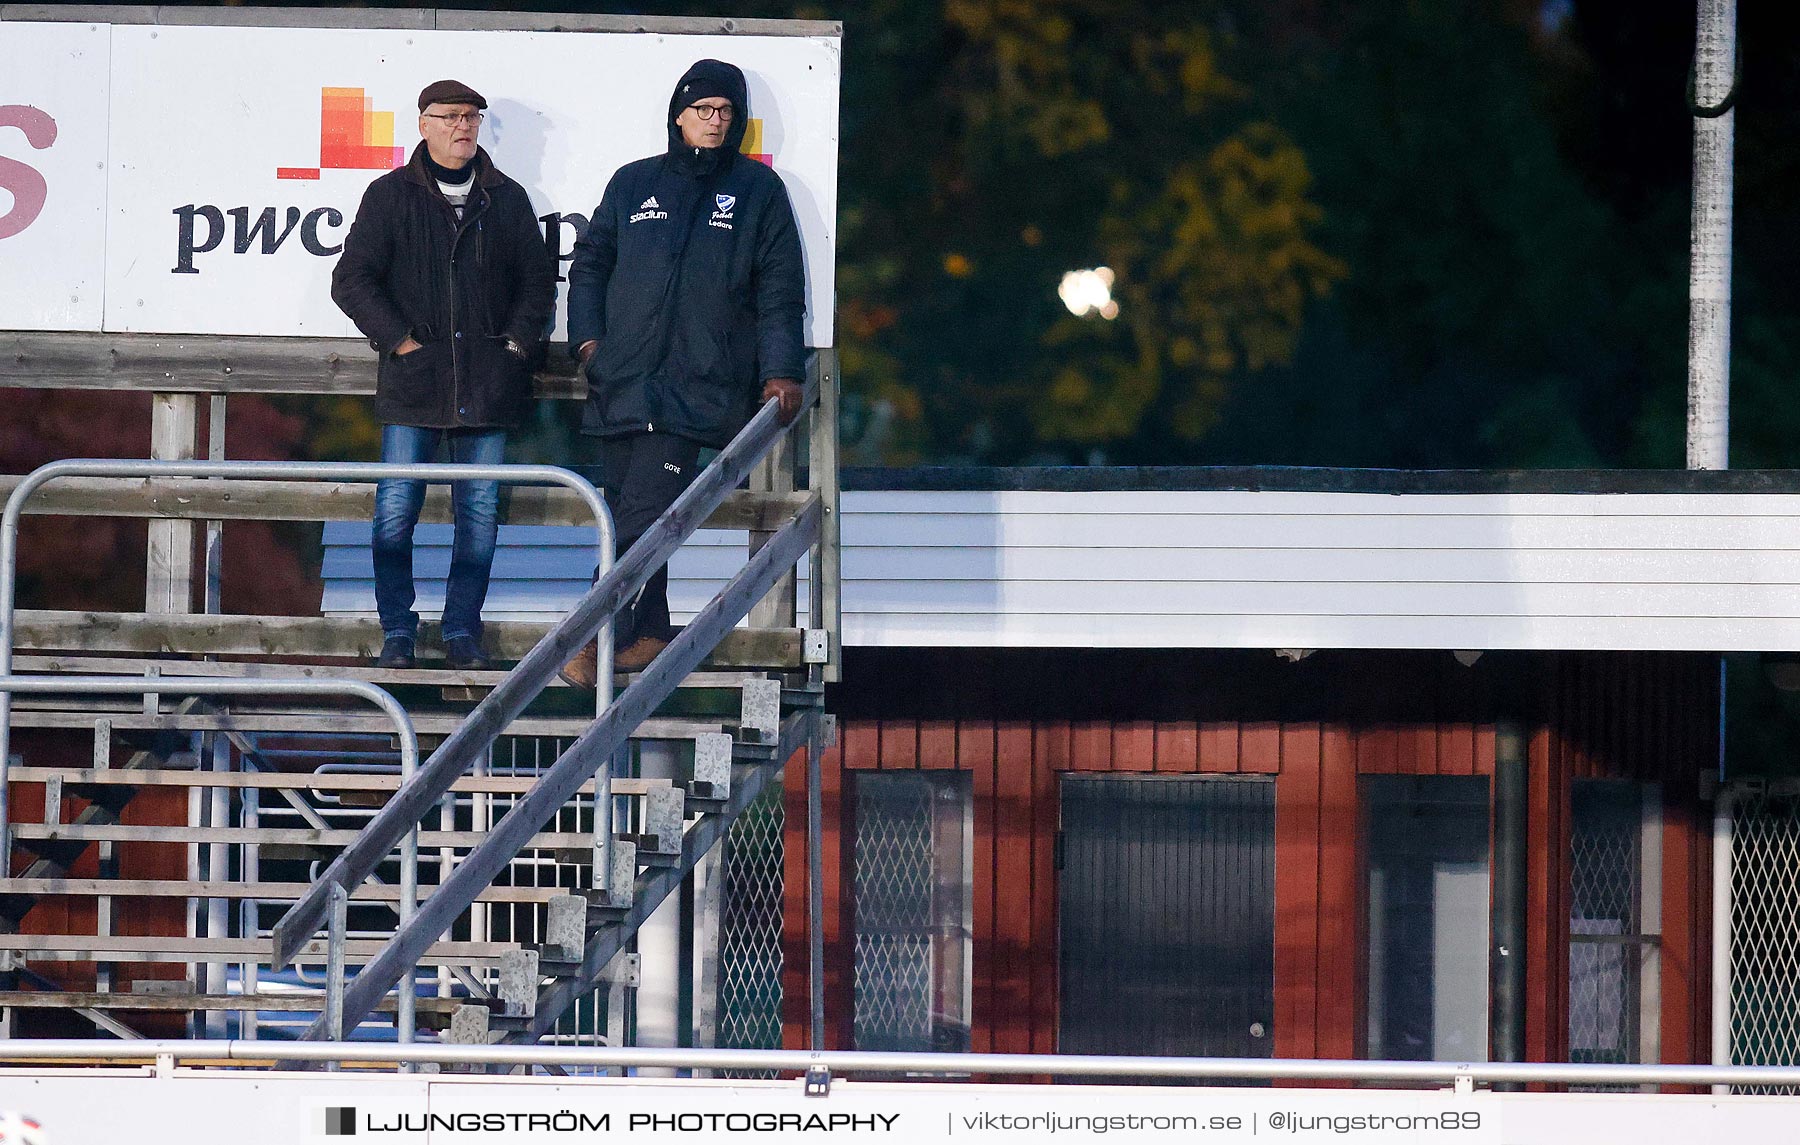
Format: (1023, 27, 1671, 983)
(378, 340, 446, 417)
(466, 336, 532, 426)
(665, 330, 746, 441)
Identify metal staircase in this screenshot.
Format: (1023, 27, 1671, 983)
(0, 347, 839, 1052)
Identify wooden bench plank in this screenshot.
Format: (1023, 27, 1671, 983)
(8, 766, 687, 797)
(12, 823, 598, 849)
(5, 711, 734, 739)
(0, 877, 572, 903)
(0, 476, 806, 532)
(0, 331, 581, 399)
(0, 990, 466, 1013)
(6, 766, 594, 794)
(13, 655, 790, 690)
(0, 933, 513, 965)
(14, 610, 805, 666)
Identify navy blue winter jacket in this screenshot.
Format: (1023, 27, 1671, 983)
(567, 59, 807, 446)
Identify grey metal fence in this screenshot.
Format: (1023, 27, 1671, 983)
(1569, 780, 1658, 1070)
(848, 772, 970, 1054)
(715, 784, 787, 1075)
(1727, 784, 1800, 1093)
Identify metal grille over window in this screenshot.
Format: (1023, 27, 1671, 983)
(850, 772, 972, 1053)
(1728, 783, 1800, 1092)
(1569, 781, 1660, 1073)
(716, 784, 786, 1072)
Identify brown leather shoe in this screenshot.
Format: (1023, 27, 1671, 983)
(558, 639, 598, 689)
(614, 635, 669, 672)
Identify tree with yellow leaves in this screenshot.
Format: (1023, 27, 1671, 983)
(829, 0, 1342, 461)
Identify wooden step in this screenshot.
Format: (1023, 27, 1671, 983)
(0, 476, 811, 534)
(0, 933, 516, 966)
(14, 610, 806, 668)
(5, 709, 750, 741)
(11, 823, 598, 850)
(0, 990, 468, 1015)
(0, 712, 752, 738)
(6, 765, 681, 798)
(0, 878, 581, 904)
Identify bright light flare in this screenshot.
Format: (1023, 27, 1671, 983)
(1059, 267, 1119, 320)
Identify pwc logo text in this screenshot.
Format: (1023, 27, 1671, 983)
(172, 86, 407, 274)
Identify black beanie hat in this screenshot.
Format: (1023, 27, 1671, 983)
(673, 65, 737, 112)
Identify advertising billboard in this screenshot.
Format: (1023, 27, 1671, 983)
(1, 20, 840, 344)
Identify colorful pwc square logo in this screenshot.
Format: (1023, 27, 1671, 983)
(322, 1107, 357, 1135)
(740, 118, 772, 166)
(278, 88, 408, 181)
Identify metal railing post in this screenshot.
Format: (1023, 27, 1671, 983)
(325, 881, 348, 1067)
(807, 708, 825, 1051)
(1712, 782, 1735, 1095)
(807, 348, 841, 684)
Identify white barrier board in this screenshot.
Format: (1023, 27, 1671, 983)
(0, 22, 111, 332)
(2, 1068, 1799, 1145)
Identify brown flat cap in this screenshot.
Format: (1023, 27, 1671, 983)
(418, 79, 486, 112)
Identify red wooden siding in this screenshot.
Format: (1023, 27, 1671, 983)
(790, 650, 1721, 1068)
(10, 729, 194, 1037)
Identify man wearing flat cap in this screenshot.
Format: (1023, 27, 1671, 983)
(332, 80, 555, 671)
(560, 58, 806, 684)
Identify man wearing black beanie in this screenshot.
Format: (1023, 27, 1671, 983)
(561, 59, 806, 684)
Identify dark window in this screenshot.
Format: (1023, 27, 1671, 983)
(1364, 775, 1491, 1062)
(1058, 775, 1275, 1068)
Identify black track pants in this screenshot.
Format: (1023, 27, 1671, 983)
(597, 431, 703, 644)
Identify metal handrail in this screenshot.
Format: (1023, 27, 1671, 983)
(271, 385, 817, 985)
(296, 388, 821, 1040)
(0, 459, 617, 908)
(0, 675, 420, 1042)
(1, 1039, 1799, 1090)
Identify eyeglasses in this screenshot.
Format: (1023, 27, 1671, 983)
(689, 103, 735, 122)
(423, 112, 483, 127)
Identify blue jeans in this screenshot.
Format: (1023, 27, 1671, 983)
(372, 425, 506, 644)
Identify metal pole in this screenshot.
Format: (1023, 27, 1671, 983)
(807, 709, 825, 1050)
(1688, 0, 1739, 1078)
(1711, 783, 1735, 1094)
(396, 716, 418, 1048)
(240, 781, 261, 1043)
(1686, 0, 1737, 470)
(809, 349, 842, 684)
(325, 881, 348, 1067)
(203, 730, 231, 1038)
(1491, 719, 1528, 1078)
